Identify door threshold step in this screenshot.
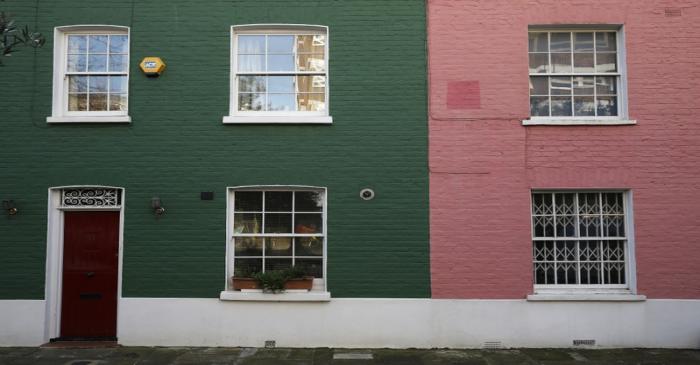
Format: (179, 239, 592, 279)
(41, 341, 119, 349)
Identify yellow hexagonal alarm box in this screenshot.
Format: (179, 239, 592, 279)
(139, 57, 166, 76)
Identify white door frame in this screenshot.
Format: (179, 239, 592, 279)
(43, 185, 125, 342)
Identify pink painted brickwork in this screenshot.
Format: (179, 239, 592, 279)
(428, 0, 700, 299)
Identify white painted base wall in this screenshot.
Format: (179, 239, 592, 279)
(2, 298, 699, 348)
(118, 298, 700, 349)
(0, 300, 46, 346)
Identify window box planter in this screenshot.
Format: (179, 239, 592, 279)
(232, 277, 259, 290)
(283, 276, 314, 291)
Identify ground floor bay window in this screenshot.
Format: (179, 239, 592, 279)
(530, 191, 639, 297)
(222, 186, 328, 300)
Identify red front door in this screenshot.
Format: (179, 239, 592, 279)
(60, 211, 119, 339)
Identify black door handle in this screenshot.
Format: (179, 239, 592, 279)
(86, 271, 95, 277)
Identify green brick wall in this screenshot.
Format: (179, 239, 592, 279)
(0, 0, 429, 299)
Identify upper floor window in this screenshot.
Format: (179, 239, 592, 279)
(224, 25, 332, 124)
(531, 191, 632, 289)
(527, 28, 632, 125)
(47, 26, 130, 123)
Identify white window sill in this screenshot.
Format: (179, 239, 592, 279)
(219, 290, 331, 302)
(527, 293, 646, 302)
(222, 115, 333, 124)
(47, 116, 132, 124)
(522, 119, 636, 126)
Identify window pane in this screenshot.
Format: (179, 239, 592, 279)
(89, 93, 108, 111)
(69, 76, 87, 92)
(266, 258, 292, 272)
(574, 32, 594, 52)
(530, 96, 549, 117)
(234, 258, 262, 276)
(264, 213, 292, 233)
(295, 258, 323, 278)
(109, 94, 127, 111)
(295, 237, 323, 256)
(297, 76, 326, 93)
(573, 76, 594, 95)
(68, 35, 87, 53)
(528, 53, 548, 73)
(597, 96, 618, 116)
(235, 191, 263, 211)
(268, 54, 295, 71)
(529, 77, 548, 95)
(268, 94, 296, 111)
(239, 76, 266, 92)
(551, 96, 572, 116)
(234, 213, 262, 233)
(109, 54, 128, 72)
(550, 53, 572, 73)
(596, 76, 617, 95)
(573, 53, 594, 73)
(596, 32, 617, 52)
(88, 54, 108, 72)
(89, 76, 108, 92)
(265, 237, 292, 256)
(235, 237, 263, 256)
(238, 35, 265, 54)
(295, 191, 323, 212)
(67, 54, 86, 72)
(596, 53, 617, 73)
(295, 213, 322, 234)
(297, 93, 325, 112)
(265, 191, 292, 211)
(550, 77, 571, 95)
(238, 55, 265, 72)
(68, 93, 87, 111)
(550, 33, 571, 52)
(528, 32, 548, 52)
(109, 35, 128, 54)
(268, 76, 295, 93)
(297, 54, 325, 71)
(297, 35, 326, 53)
(88, 35, 108, 53)
(109, 76, 127, 93)
(238, 93, 265, 111)
(267, 35, 294, 53)
(574, 96, 595, 116)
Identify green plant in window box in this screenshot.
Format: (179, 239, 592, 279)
(231, 266, 260, 290)
(236, 267, 314, 293)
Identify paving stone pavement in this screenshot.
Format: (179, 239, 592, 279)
(0, 347, 699, 365)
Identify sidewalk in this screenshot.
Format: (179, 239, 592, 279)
(0, 346, 699, 364)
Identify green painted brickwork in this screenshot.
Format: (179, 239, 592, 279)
(0, 0, 429, 298)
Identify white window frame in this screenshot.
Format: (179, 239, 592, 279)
(523, 25, 635, 126)
(221, 186, 330, 301)
(529, 190, 640, 300)
(47, 25, 131, 124)
(223, 24, 333, 124)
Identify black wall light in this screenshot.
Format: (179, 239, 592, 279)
(151, 197, 165, 215)
(2, 200, 18, 215)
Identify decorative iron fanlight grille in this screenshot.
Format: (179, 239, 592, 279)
(61, 188, 121, 208)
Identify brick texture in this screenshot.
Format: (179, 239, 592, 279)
(0, 0, 429, 299)
(429, 0, 700, 299)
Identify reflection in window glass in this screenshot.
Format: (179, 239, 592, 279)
(235, 31, 327, 112)
(528, 30, 620, 118)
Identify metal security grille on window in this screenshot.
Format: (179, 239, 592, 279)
(531, 192, 626, 286)
(528, 31, 619, 118)
(65, 34, 128, 112)
(61, 188, 121, 207)
(232, 190, 324, 278)
(235, 33, 327, 112)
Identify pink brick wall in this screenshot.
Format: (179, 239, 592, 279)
(428, 0, 700, 299)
